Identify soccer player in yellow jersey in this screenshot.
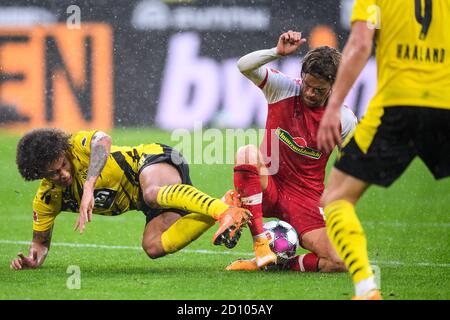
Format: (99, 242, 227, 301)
(317, 0, 450, 299)
(10, 129, 251, 270)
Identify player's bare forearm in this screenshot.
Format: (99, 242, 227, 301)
(15, 229, 52, 269)
(328, 22, 374, 110)
(85, 132, 112, 188)
(76, 132, 111, 233)
(31, 229, 52, 266)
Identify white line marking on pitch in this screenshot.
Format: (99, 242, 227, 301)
(6, 216, 450, 228)
(0, 239, 250, 255)
(363, 221, 450, 228)
(1, 240, 449, 268)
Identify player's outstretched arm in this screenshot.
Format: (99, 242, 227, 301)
(237, 30, 306, 85)
(10, 229, 53, 270)
(318, 22, 374, 153)
(75, 131, 112, 234)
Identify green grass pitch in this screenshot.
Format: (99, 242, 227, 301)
(0, 128, 449, 300)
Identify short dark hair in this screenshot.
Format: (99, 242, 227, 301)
(301, 46, 341, 84)
(16, 128, 71, 181)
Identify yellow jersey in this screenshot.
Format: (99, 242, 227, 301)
(32, 130, 166, 231)
(351, 0, 450, 109)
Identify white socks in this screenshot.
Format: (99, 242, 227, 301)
(355, 276, 377, 296)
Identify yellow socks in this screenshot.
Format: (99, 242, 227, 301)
(325, 200, 374, 284)
(156, 184, 229, 219)
(161, 213, 215, 253)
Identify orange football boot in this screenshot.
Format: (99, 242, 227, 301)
(226, 258, 258, 271)
(212, 206, 252, 249)
(254, 236, 277, 268)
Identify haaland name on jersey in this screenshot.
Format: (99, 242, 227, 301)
(396, 44, 446, 64)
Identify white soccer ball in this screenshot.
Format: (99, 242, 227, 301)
(263, 220, 299, 265)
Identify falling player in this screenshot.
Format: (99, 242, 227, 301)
(11, 129, 250, 270)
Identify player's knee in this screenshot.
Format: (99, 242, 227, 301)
(235, 145, 259, 166)
(320, 192, 329, 208)
(142, 185, 160, 207)
(320, 193, 325, 208)
(320, 189, 340, 208)
(321, 191, 359, 209)
(142, 240, 165, 259)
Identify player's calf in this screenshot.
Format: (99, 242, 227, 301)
(300, 227, 347, 272)
(142, 211, 184, 259)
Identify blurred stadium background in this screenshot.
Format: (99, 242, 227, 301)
(0, 0, 448, 300)
(0, 0, 375, 132)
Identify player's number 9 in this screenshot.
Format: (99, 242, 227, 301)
(414, 0, 432, 40)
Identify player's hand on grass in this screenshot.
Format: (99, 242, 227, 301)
(317, 107, 342, 153)
(75, 189, 94, 234)
(276, 30, 307, 56)
(10, 249, 38, 270)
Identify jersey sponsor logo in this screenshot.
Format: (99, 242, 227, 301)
(94, 188, 117, 209)
(61, 191, 79, 212)
(292, 136, 307, 147)
(275, 127, 322, 159)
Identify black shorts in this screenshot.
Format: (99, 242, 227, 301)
(335, 106, 450, 187)
(137, 144, 192, 224)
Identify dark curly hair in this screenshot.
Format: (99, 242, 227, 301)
(301, 46, 341, 84)
(16, 128, 71, 181)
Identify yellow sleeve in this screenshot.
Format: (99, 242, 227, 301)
(70, 130, 98, 158)
(32, 180, 62, 232)
(351, 0, 378, 26)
